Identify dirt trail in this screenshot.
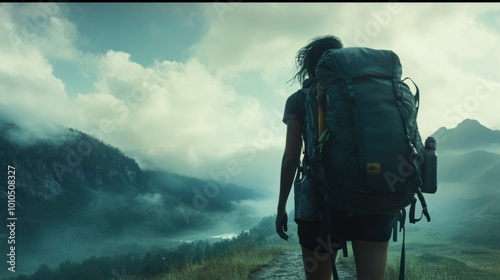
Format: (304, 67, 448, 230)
(248, 249, 357, 280)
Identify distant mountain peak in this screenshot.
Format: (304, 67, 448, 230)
(456, 118, 490, 131)
(433, 118, 500, 151)
(458, 118, 480, 125)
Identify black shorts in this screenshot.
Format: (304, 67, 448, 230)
(296, 211, 394, 253)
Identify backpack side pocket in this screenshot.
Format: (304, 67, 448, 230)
(294, 175, 319, 222)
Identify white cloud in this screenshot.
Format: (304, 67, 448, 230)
(70, 50, 275, 180)
(4, 3, 79, 61)
(0, 35, 72, 133)
(193, 3, 338, 80)
(0, 4, 283, 190)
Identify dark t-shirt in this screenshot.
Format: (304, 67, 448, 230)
(282, 78, 314, 125)
(282, 89, 306, 125)
(282, 80, 315, 166)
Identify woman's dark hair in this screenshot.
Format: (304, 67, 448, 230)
(290, 35, 343, 85)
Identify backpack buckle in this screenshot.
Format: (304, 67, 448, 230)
(346, 79, 356, 102)
(316, 92, 326, 102)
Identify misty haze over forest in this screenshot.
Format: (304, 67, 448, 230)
(0, 117, 500, 279)
(0, 117, 266, 278)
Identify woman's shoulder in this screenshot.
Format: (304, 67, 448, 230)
(285, 89, 305, 108)
(283, 89, 307, 124)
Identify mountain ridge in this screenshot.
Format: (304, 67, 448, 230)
(424, 118, 500, 247)
(0, 120, 264, 252)
(432, 118, 500, 151)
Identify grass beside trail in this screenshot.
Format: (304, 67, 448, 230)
(153, 243, 289, 280)
(337, 230, 500, 280)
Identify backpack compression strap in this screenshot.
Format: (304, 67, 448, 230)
(392, 77, 431, 224)
(316, 82, 345, 280)
(409, 188, 431, 223)
(395, 192, 430, 280)
(317, 82, 326, 138)
(398, 208, 407, 280)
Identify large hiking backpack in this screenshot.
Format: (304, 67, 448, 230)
(302, 47, 431, 279)
(303, 47, 429, 218)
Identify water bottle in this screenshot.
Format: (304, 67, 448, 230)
(421, 136, 437, 194)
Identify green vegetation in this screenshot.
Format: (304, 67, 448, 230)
(154, 244, 288, 280)
(4, 215, 290, 280)
(12, 214, 500, 280)
(153, 220, 298, 280)
(337, 229, 500, 280)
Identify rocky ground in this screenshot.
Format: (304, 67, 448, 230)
(248, 248, 357, 280)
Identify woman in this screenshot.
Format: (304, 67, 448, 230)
(275, 35, 393, 280)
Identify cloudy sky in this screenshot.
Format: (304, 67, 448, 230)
(1, 3, 499, 216)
